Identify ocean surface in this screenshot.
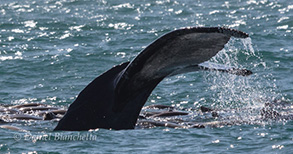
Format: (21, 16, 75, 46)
(0, 0, 292, 153)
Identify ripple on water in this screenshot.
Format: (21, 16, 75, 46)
(0, 0, 292, 153)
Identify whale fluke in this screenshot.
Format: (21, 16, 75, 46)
(54, 27, 250, 131)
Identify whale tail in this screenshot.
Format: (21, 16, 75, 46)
(54, 27, 249, 131)
(113, 27, 248, 112)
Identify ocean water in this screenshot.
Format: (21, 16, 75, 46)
(0, 0, 292, 153)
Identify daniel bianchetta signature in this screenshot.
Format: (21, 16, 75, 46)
(13, 133, 97, 142)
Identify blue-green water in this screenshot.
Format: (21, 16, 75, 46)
(0, 0, 292, 153)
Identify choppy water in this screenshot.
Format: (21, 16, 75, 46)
(0, 0, 292, 153)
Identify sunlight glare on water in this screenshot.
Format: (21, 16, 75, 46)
(0, 0, 292, 153)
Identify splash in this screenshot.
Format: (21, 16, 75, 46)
(169, 37, 292, 127)
(203, 37, 280, 114)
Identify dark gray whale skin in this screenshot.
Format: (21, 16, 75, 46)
(54, 27, 249, 131)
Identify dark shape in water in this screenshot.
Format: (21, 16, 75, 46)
(54, 27, 250, 131)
